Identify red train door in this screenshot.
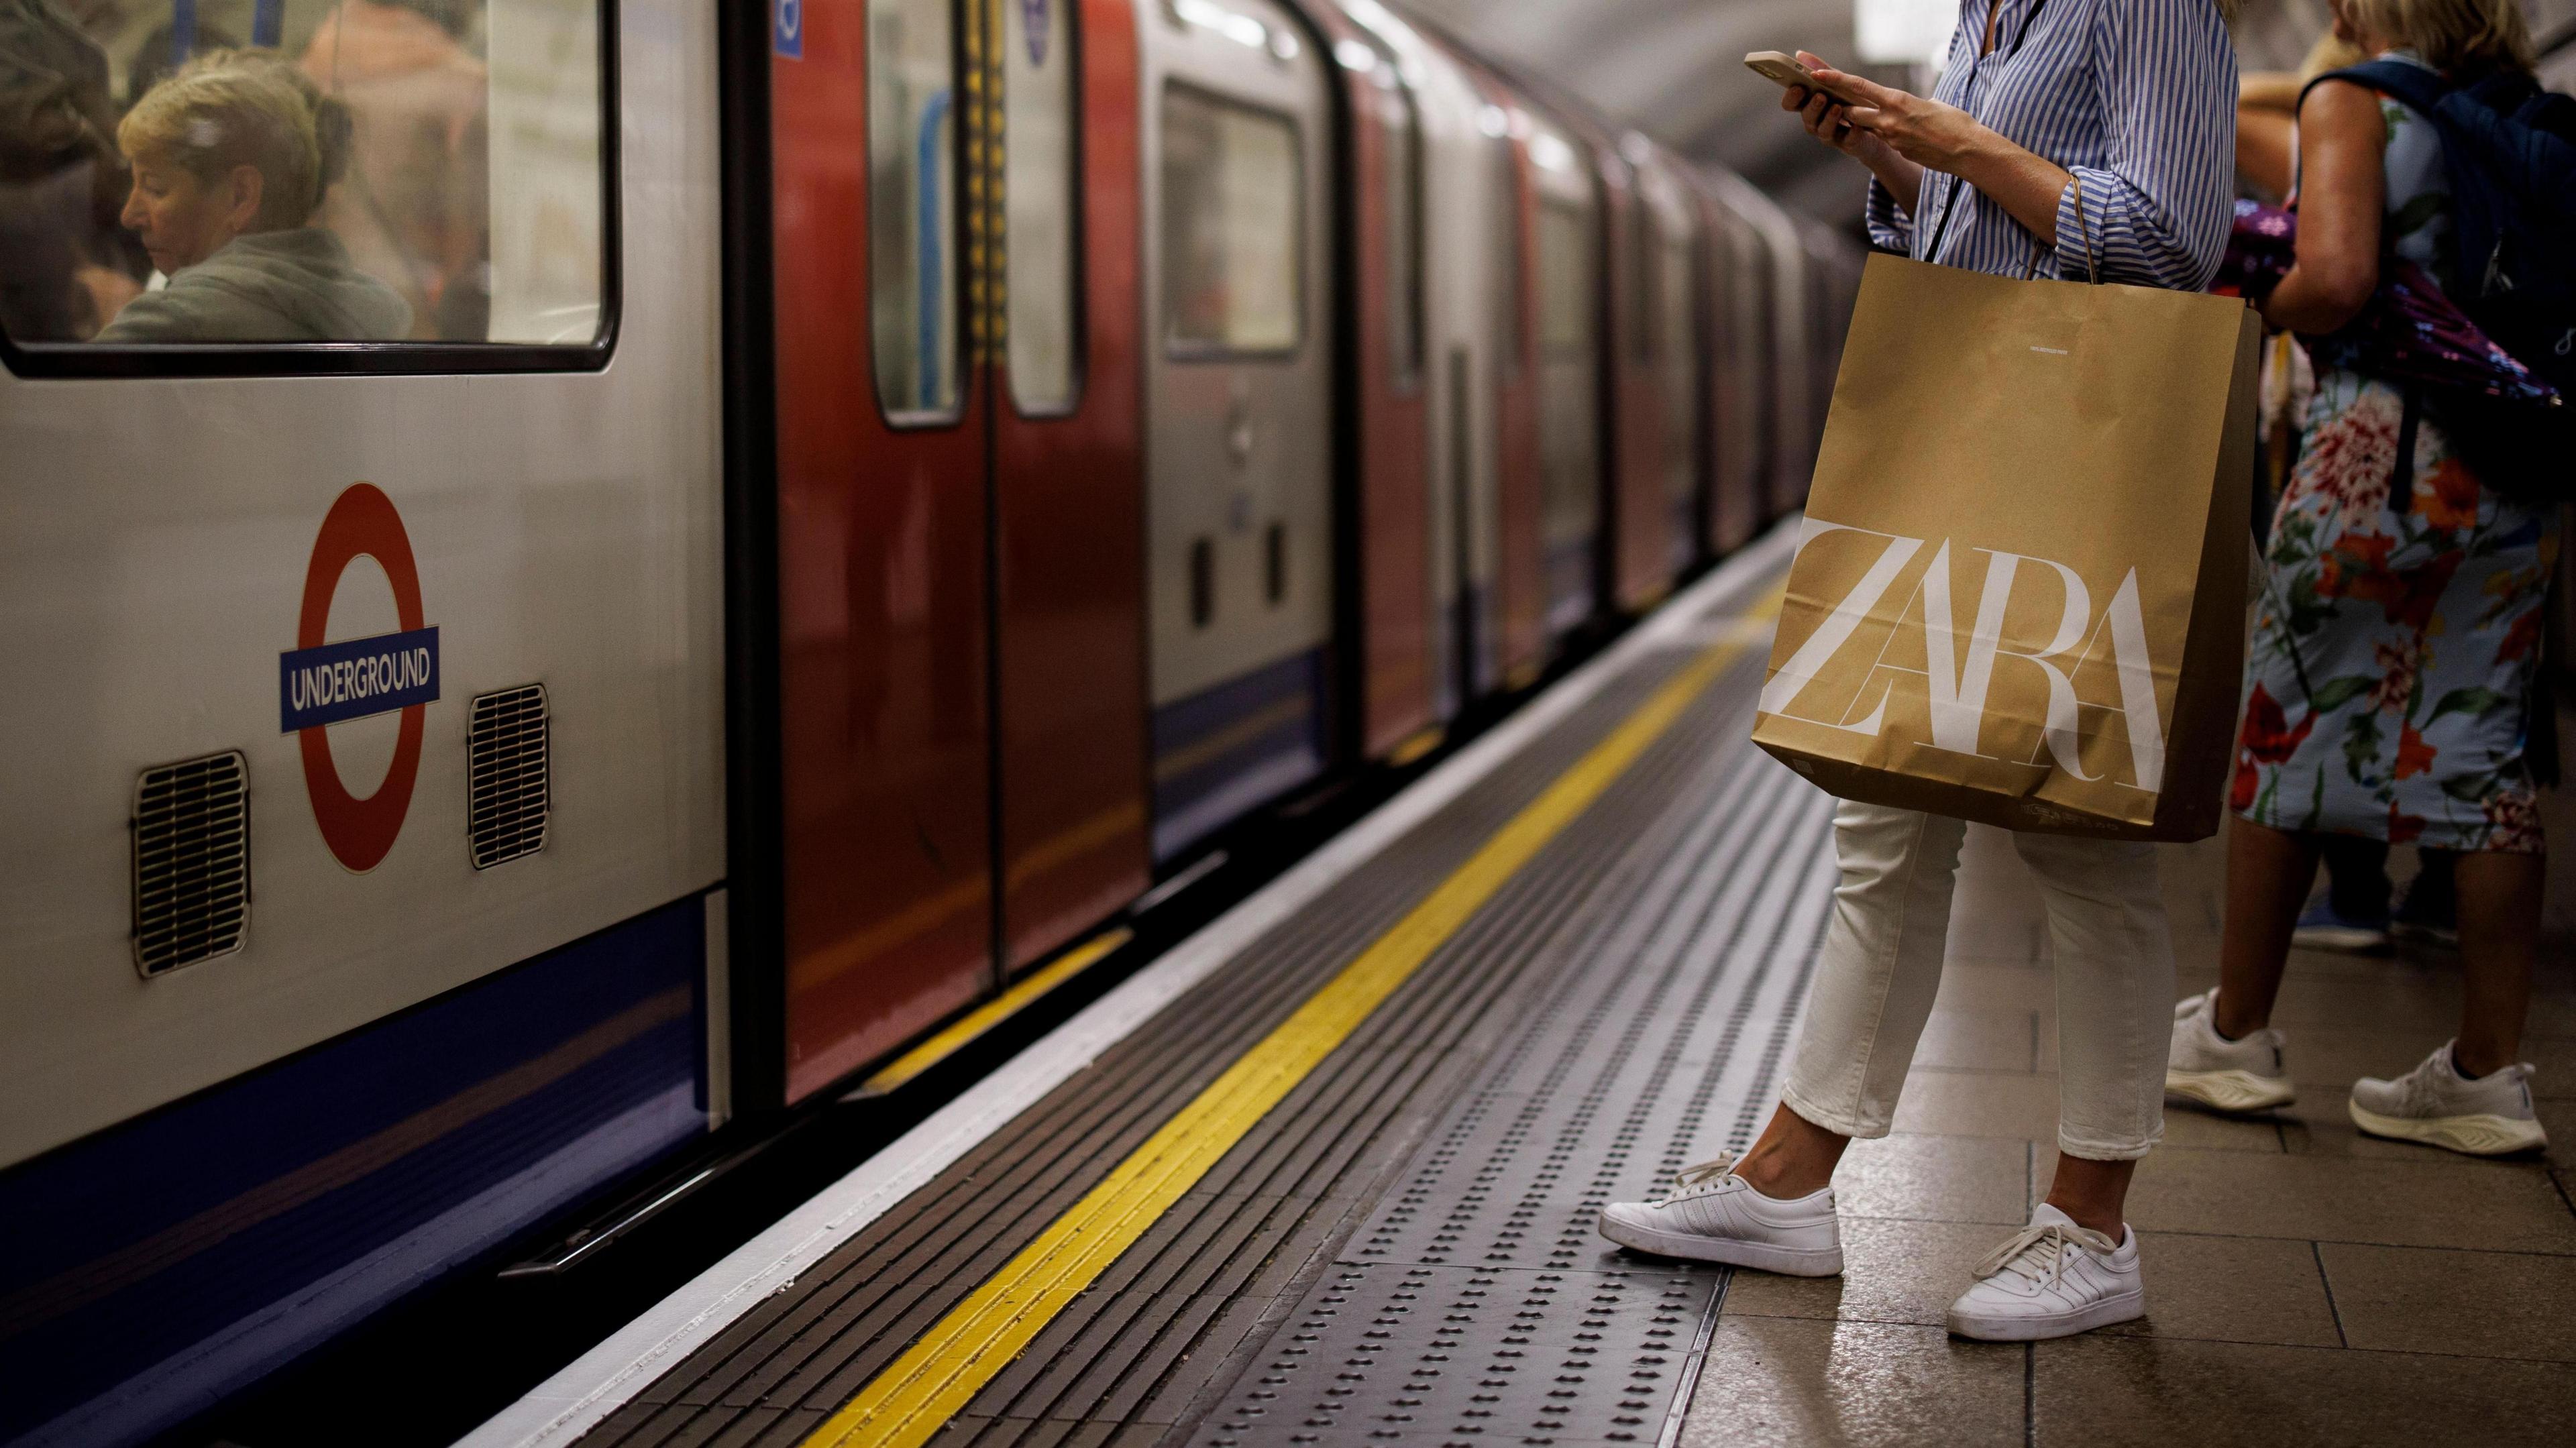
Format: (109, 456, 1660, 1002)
(773, 0, 996, 1100)
(1635, 153, 1705, 582)
(1322, 10, 1437, 761)
(991, 0, 1152, 973)
(1593, 137, 1667, 614)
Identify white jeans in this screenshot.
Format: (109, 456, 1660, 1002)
(1780, 800, 2176, 1162)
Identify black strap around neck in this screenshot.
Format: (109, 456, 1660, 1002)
(1920, 0, 2050, 265)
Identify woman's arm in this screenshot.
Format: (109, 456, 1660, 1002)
(2260, 80, 2385, 334)
(2237, 101, 2296, 199)
(2239, 71, 2306, 114)
(1794, 60, 2073, 244)
(1805, 0, 2236, 286)
(2049, 0, 2237, 286)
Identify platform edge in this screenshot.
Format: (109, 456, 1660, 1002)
(449, 519, 1799, 1448)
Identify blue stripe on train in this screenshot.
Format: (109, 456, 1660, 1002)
(1151, 649, 1330, 862)
(0, 896, 710, 1448)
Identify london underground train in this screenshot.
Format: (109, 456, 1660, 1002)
(0, 2, 1856, 1442)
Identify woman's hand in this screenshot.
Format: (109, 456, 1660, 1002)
(1780, 52, 1921, 215)
(1780, 80, 1886, 164)
(1797, 52, 2075, 251)
(1800, 56, 1991, 174)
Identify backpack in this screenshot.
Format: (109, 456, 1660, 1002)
(2306, 60, 2576, 500)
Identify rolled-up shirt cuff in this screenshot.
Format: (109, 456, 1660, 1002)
(2053, 175, 2104, 280)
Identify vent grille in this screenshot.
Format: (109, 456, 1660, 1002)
(469, 685, 550, 869)
(132, 752, 250, 977)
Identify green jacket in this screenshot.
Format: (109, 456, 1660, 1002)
(98, 228, 413, 343)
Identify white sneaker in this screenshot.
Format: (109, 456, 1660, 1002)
(2166, 988, 2296, 1113)
(1597, 1155, 1843, 1276)
(1946, 1203, 2145, 1342)
(2349, 1042, 2549, 1156)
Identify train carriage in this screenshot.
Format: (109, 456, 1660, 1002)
(0, 3, 1857, 1443)
(0, 3, 727, 1442)
(1338, 0, 1514, 726)
(1698, 183, 1772, 559)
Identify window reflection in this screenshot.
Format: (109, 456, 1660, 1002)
(1538, 199, 1589, 359)
(1004, 0, 1075, 412)
(1162, 84, 1300, 355)
(0, 1, 604, 349)
(869, 0, 958, 419)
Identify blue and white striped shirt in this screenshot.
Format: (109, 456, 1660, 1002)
(1866, 0, 2238, 290)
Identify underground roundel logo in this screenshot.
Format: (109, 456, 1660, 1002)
(278, 484, 440, 873)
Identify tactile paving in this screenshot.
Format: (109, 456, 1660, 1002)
(1197, 1264, 1713, 1448)
(574, 579, 1836, 1448)
(1186, 712, 1836, 1446)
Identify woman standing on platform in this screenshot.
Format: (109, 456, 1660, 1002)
(1598, 0, 2237, 1342)
(2166, 0, 2555, 1157)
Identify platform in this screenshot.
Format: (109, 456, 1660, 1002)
(464, 535, 2576, 1448)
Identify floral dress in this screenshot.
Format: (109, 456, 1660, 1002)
(2234, 58, 2559, 854)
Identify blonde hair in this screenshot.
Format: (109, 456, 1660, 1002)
(2342, 0, 2537, 76)
(116, 48, 351, 230)
(2298, 32, 2369, 82)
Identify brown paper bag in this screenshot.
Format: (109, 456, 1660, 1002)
(1753, 254, 2261, 842)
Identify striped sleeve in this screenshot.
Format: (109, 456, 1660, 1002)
(1865, 176, 1914, 254)
(2052, 0, 2237, 288)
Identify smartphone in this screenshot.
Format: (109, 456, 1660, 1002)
(1744, 50, 1876, 109)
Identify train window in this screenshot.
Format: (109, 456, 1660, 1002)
(1536, 199, 1590, 359)
(1377, 73, 1422, 387)
(871, 0, 961, 421)
(1161, 85, 1300, 355)
(0, 0, 610, 366)
(1488, 125, 1519, 377)
(1005, 0, 1078, 414)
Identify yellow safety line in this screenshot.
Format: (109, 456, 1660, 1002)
(1387, 725, 1446, 769)
(850, 928, 1138, 1099)
(799, 591, 1781, 1448)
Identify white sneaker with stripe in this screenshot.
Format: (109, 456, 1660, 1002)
(1597, 1155, 1842, 1276)
(1945, 1203, 2145, 1342)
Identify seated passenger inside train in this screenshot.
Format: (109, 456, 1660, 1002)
(97, 46, 411, 343)
(297, 0, 492, 341)
(0, 0, 142, 342)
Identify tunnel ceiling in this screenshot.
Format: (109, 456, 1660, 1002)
(1400, 0, 2574, 231)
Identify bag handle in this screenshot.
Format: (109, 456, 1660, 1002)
(2022, 176, 2101, 284)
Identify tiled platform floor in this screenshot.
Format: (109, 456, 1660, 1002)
(1676, 712, 2576, 1448)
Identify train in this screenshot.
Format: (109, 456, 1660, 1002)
(0, 2, 1858, 1443)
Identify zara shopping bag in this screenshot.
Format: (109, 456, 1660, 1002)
(1753, 254, 2263, 841)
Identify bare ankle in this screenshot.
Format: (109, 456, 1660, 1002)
(2043, 1193, 2125, 1238)
(1737, 1152, 1830, 1199)
(1734, 1103, 1850, 1199)
(2452, 1041, 2514, 1078)
(1735, 1135, 1839, 1199)
(2210, 991, 2269, 1042)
